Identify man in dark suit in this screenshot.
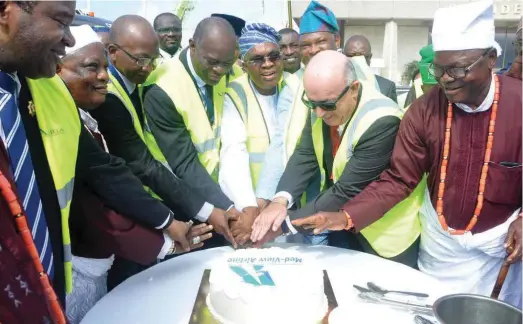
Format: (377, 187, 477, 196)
(0, 2, 191, 321)
(343, 35, 398, 103)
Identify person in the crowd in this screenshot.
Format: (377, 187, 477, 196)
(253, 0, 339, 245)
(343, 35, 398, 103)
(279, 28, 301, 74)
(504, 17, 522, 80)
(0, 2, 193, 322)
(211, 13, 246, 81)
(143, 17, 244, 249)
(219, 23, 285, 245)
(92, 25, 111, 48)
(90, 15, 219, 289)
(253, 51, 422, 268)
(57, 25, 214, 323)
(154, 12, 183, 60)
(403, 44, 435, 108)
(293, 0, 522, 307)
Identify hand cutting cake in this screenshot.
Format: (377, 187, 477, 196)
(207, 247, 328, 324)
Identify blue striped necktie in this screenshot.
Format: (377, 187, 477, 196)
(0, 72, 53, 278)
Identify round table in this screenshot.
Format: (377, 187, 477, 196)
(82, 243, 450, 324)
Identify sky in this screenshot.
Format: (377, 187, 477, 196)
(76, 0, 297, 47)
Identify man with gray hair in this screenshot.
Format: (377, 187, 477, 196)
(253, 50, 421, 268)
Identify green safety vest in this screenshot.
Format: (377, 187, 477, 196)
(143, 56, 226, 181)
(27, 75, 81, 294)
(311, 85, 423, 258)
(225, 72, 289, 187)
(106, 72, 165, 200)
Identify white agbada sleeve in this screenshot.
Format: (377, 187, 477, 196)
(218, 94, 258, 211)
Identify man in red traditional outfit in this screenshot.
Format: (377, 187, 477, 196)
(292, 0, 522, 307)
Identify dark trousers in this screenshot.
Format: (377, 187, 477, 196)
(328, 230, 420, 269)
(108, 231, 227, 290)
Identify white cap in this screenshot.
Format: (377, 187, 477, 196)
(492, 41, 502, 57)
(432, 0, 495, 52)
(63, 25, 102, 57)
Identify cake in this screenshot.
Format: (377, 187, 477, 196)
(207, 247, 328, 324)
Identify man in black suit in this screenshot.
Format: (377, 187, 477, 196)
(0, 1, 191, 309)
(343, 35, 398, 103)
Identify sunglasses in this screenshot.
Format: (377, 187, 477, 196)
(245, 52, 282, 67)
(301, 85, 351, 111)
(429, 47, 492, 79)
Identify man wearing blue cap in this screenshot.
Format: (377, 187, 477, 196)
(219, 23, 286, 245)
(252, 0, 340, 246)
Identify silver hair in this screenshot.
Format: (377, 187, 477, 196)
(345, 58, 357, 86)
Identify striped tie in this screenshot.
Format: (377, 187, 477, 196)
(0, 72, 53, 278)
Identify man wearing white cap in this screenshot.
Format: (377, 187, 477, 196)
(291, 0, 522, 306)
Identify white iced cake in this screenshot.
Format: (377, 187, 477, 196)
(207, 247, 328, 324)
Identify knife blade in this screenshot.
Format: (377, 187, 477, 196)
(353, 284, 373, 293)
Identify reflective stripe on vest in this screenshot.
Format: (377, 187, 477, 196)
(144, 57, 224, 180)
(313, 86, 422, 258)
(107, 72, 166, 199)
(27, 76, 81, 294)
(225, 73, 288, 187)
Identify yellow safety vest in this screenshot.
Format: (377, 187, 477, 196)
(106, 73, 165, 200)
(283, 72, 306, 163)
(225, 72, 289, 187)
(143, 57, 225, 180)
(27, 75, 81, 294)
(311, 85, 422, 258)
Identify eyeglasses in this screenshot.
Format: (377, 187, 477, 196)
(301, 85, 351, 111)
(245, 52, 281, 66)
(156, 27, 182, 35)
(113, 44, 158, 68)
(429, 47, 493, 79)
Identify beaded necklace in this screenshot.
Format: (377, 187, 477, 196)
(436, 75, 499, 235)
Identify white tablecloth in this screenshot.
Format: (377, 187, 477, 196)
(81, 243, 451, 324)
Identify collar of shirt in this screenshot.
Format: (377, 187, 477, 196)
(186, 50, 206, 89)
(79, 108, 100, 134)
(160, 48, 174, 59)
(455, 76, 495, 114)
(114, 67, 136, 94)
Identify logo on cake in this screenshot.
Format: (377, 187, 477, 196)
(227, 256, 303, 287)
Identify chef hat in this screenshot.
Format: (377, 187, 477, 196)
(432, 0, 495, 52)
(63, 25, 102, 57)
(299, 1, 339, 35)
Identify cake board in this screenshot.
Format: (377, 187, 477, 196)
(188, 269, 338, 324)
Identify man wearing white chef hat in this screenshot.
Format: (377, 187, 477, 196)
(291, 0, 522, 307)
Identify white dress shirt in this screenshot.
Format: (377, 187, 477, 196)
(219, 80, 278, 211)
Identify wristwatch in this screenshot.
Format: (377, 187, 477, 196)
(281, 220, 291, 236)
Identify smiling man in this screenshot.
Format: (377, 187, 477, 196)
(293, 0, 522, 307)
(219, 23, 285, 245)
(154, 12, 183, 60)
(278, 28, 301, 74)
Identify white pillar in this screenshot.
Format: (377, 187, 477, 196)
(382, 20, 398, 82)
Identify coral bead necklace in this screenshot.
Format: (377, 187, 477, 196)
(436, 75, 499, 235)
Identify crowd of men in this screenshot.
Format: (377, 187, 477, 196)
(0, 0, 521, 323)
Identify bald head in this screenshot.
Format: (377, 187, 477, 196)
(304, 50, 355, 99)
(110, 14, 158, 47)
(343, 35, 372, 65)
(193, 17, 237, 47)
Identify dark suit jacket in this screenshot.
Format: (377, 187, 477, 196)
(91, 72, 207, 221)
(142, 48, 233, 210)
(276, 100, 400, 234)
(70, 131, 164, 266)
(376, 75, 398, 103)
(17, 76, 173, 304)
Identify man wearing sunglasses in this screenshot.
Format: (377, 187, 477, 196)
(219, 23, 286, 246)
(252, 0, 339, 246)
(90, 15, 207, 289)
(292, 0, 522, 307)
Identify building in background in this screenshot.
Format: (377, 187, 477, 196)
(292, 0, 521, 83)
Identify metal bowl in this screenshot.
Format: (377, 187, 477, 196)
(433, 294, 522, 324)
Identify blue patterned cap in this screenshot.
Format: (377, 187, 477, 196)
(299, 1, 339, 35)
(239, 23, 281, 59)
